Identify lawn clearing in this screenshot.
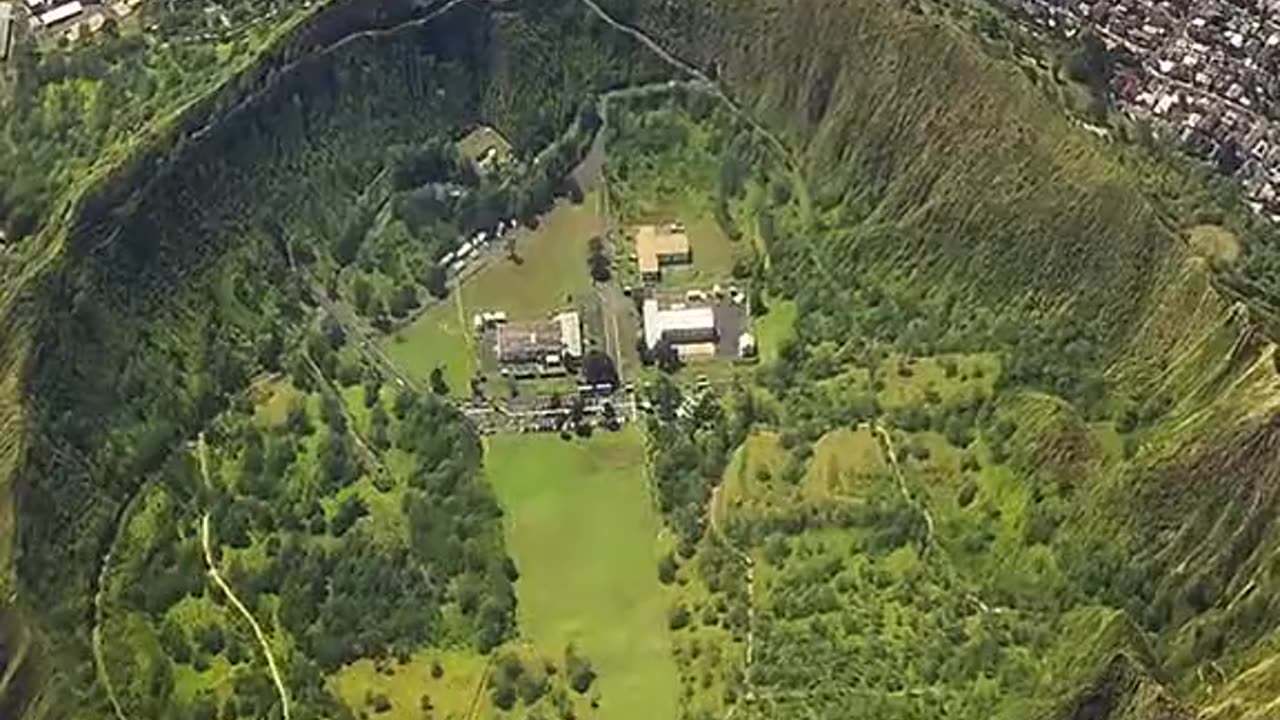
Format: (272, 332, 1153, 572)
(461, 197, 601, 321)
(383, 290, 477, 393)
(485, 428, 679, 720)
(382, 197, 603, 393)
(754, 298, 796, 363)
(331, 649, 490, 719)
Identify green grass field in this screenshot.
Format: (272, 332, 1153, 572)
(876, 352, 1001, 410)
(754, 298, 797, 363)
(382, 197, 604, 393)
(485, 429, 679, 720)
(384, 291, 478, 393)
(461, 198, 602, 320)
(331, 649, 491, 719)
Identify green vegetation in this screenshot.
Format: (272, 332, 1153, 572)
(486, 429, 680, 720)
(383, 194, 605, 392)
(605, 92, 762, 290)
(752, 298, 796, 363)
(0, 0, 670, 716)
(9, 0, 1280, 719)
(330, 650, 489, 719)
(94, 369, 519, 718)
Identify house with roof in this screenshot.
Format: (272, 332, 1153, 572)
(635, 224, 691, 281)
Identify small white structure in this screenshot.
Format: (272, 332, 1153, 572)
(738, 332, 757, 359)
(0, 3, 13, 62)
(473, 310, 509, 332)
(555, 311, 583, 359)
(38, 0, 82, 25)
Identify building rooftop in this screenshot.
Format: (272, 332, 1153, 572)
(555, 311, 583, 358)
(0, 4, 12, 61)
(643, 299, 716, 350)
(39, 0, 82, 26)
(497, 320, 563, 361)
(635, 224, 691, 275)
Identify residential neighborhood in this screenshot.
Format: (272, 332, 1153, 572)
(1007, 0, 1280, 219)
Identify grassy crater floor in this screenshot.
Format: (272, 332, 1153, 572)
(485, 428, 679, 720)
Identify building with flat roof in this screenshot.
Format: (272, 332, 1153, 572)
(635, 224, 691, 280)
(494, 311, 582, 376)
(38, 0, 82, 26)
(555, 311, 583, 358)
(643, 299, 717, 351)
(0, 3, 13, 62)
(497, 320, 564, 365)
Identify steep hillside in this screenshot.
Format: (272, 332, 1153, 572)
(5, 0, 1280, 718)
(609, 0, 1185, 347)
(0, 1, 667, 716)
(605, 0, 1280, 717)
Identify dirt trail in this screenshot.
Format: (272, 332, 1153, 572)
(91, 610, 130, 720)
(197, 435, 292, 720)
(91, 493, 138, 720)
(574, 0, 797, 173)
(872, 423, 935, 550)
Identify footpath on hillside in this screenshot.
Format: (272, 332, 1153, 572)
(197, 435, 292, 720)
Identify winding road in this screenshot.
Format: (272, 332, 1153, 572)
(196, 435, 292, 720)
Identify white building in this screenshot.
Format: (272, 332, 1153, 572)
(643, 299, 717, 351)
(38, 0, 82, 26)
(555, 311, 583, 358)
(0, 3, 13, 62)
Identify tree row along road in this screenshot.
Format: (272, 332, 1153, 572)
(197, 435, 293, 720)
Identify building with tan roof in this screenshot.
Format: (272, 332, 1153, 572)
(635, 224, 691, 280)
